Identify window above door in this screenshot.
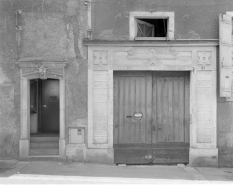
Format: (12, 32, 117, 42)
(130, 12, 174, 40)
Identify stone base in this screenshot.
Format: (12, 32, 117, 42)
(19, 139, 29, 157)
(86, 148, 114, 164)
(59, 139, 66, 156)
(189, 148, 218, 167)
(65, 146, 114, 164)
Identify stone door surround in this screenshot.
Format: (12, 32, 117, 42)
(16, 57, 67, 157)
(85, 40, 218, 166)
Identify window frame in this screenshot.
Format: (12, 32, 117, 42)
(129, 12, 174, 40)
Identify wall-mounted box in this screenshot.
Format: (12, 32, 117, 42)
(69, 128, 85, 144)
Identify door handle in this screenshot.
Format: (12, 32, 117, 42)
(42, 105, 47, 108)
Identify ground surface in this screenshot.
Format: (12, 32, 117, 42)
(0, 160, 233, 184)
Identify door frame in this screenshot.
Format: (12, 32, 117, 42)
(16, 59, 67, 157)
(86, 40, 218, 166)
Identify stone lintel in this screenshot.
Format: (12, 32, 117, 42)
(15, 57, 68, 68)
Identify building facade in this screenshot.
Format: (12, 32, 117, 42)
(0, 0, 233, 167)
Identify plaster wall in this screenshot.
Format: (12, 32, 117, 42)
(92, 0, 233, 40)
(217, 66, 233, 167)
(0, 0, 88, 159)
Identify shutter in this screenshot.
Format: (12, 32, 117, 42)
(136, 19, 154, 37)
(219, 14, 232, 97)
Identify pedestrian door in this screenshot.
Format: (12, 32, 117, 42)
(113, 71, 190, 164)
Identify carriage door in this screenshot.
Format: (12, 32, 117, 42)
(113, 71, 190, 164)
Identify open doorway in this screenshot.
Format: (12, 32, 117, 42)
(30, 78, 60, 134)
(30, 78, 60, 155)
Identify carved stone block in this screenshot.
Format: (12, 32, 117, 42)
(197, 51, 212, 69)
(93, 51, 108, 65)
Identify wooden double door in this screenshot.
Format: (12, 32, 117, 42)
(113, 71, 190, 164)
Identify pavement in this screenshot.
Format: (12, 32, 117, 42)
(0, 159, 233, 184)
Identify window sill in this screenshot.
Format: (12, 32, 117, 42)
(135, 37, 167, 40)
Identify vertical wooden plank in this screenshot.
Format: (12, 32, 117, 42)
(135, 78, 140, 143)
(152, 72, 157, 143)
(122, 77, 126, 143)
(168, 77, 174, 142)
(184, 72, 190, 143)
(133, 77, 137, 143)
(125, 78, 129, 143)
(141, 77, 146, 143)
(146, 72, 152, 144)
(179, 76, 185, 142)
(173, 77, 179, 142)
(127, 76, 131, 143)
(119, 78, 124, 143)
(139, 77, 143, 143)
(162, 77, 169, 142)
(129, 77, 135, 143)
(157, 77, 163, 142)
(134, 77, 137, 143)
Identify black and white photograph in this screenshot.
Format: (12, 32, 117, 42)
(0, 0, 233, 184)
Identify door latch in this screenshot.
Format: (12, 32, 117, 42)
(42, 105, 47, 108)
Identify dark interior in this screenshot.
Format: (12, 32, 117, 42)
(137, 18, 168, 37)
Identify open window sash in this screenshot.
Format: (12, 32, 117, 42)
(136, 19, 154, 37)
